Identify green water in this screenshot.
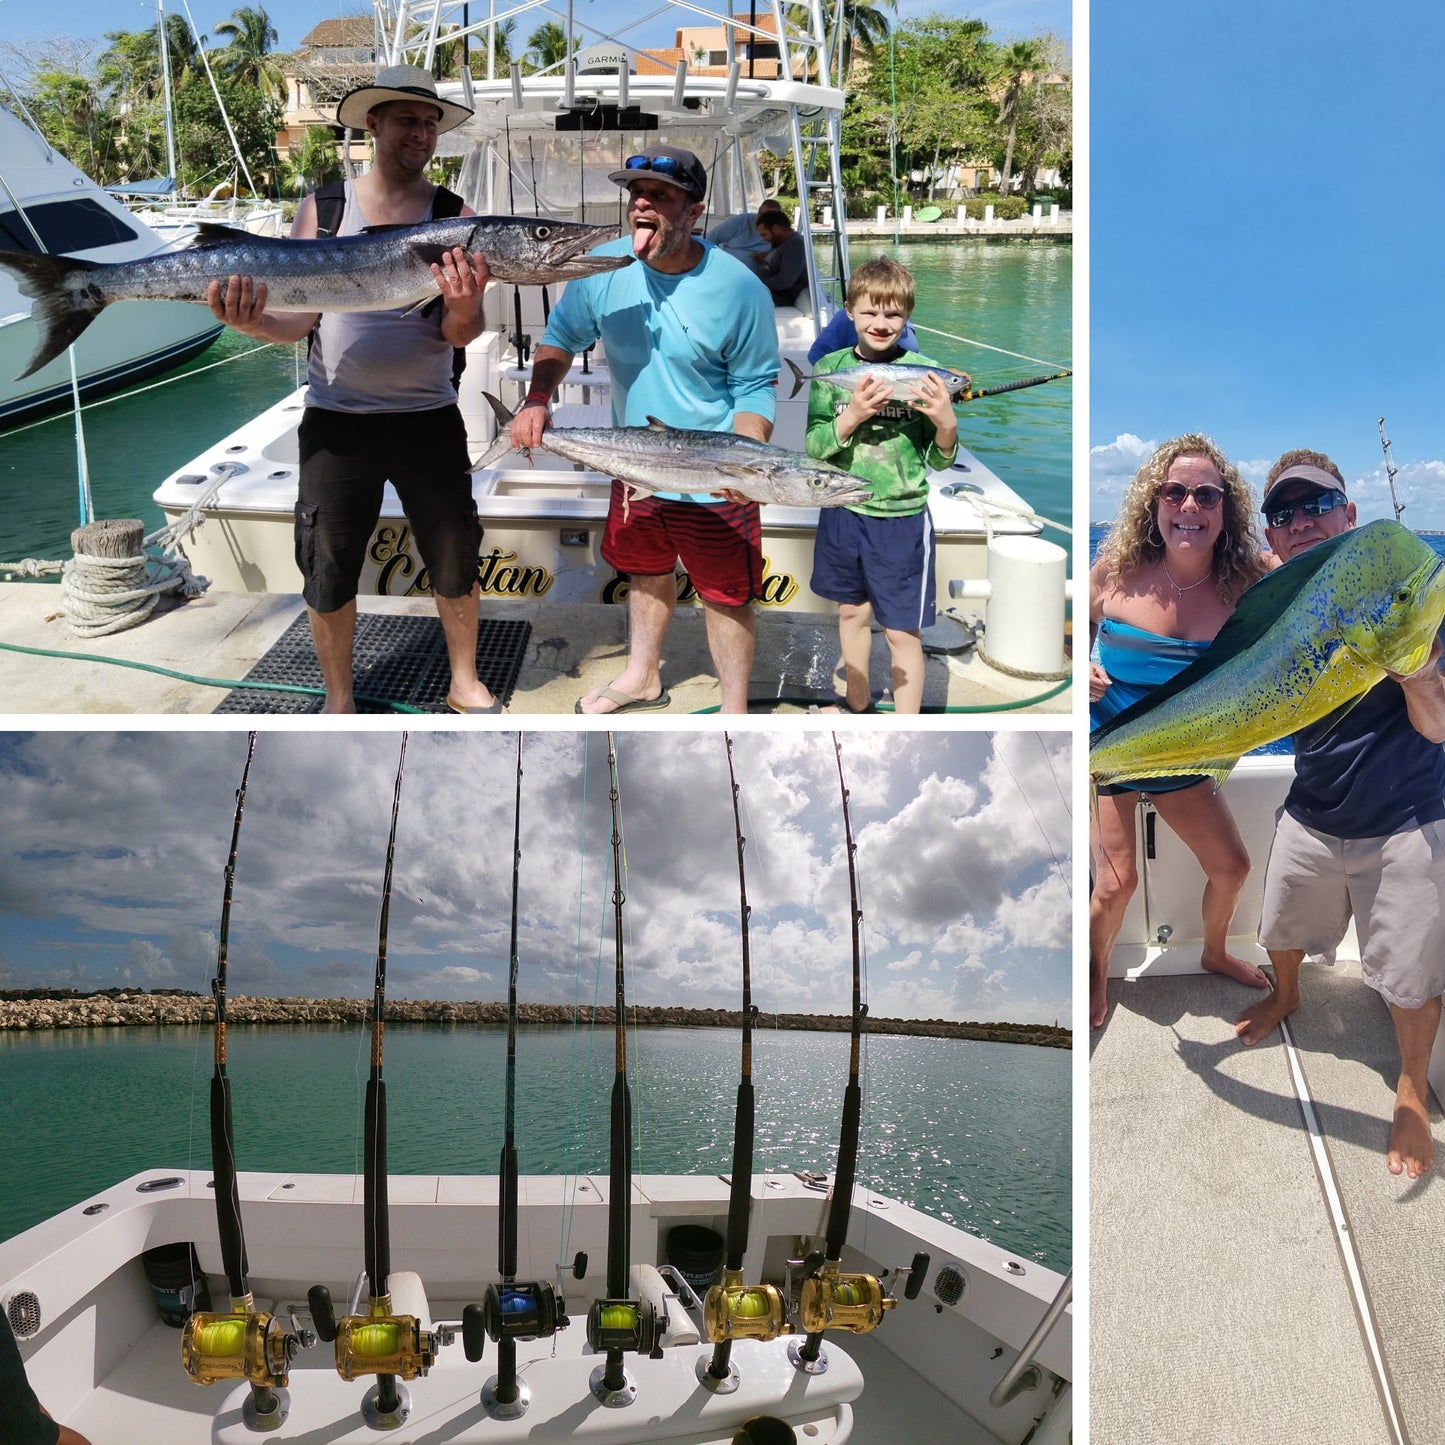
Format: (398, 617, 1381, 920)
(0, 240, 1070, 563)
(0, 1024, 1071, 1268)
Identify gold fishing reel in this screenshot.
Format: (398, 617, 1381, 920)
(182, 1296, 309, 1388)
(702, 1271, 789, 1345)
(332, 1297, 438, 1383)
(796, 1267, 894, 1336)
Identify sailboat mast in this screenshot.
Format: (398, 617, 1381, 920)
(157, 0, 178, 184)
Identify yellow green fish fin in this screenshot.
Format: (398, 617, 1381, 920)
(1090, 529, 1352, 750)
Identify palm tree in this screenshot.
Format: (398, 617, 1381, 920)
(994, 38, 1043, 195)
(212, 5, 283, 100)
(524, 21, 573, 75)
(789, 0, 894, 85)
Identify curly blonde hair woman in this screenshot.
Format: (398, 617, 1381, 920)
(1088, 434, 1271, 1030)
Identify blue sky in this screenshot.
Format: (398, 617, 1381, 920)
(0, 730, 1072, 1026)
(0, 0, 1068, 61)
(1091, 1, 1445, 529)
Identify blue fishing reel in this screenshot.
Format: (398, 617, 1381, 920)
(461, 1281, 566, 1361)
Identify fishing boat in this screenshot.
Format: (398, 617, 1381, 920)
(0, 103, 224, 428)
(0, 731, 1073, 1442)
(149, 0, 1071, 676)
(1092, 752, 1445, 1443)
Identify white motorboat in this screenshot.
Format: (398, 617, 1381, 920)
(0, 104, 223, 428)
(151, 0, 1071, 681)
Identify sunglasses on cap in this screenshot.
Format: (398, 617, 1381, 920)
(1156, 481, 1224, 511)
(624, 154, 699, 188)
(1264, 491, 1345, 529)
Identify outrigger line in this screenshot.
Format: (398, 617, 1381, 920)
(584, 732, 660, 1405)
(792, 736, 929, 1373)
(462, 734, 567, 1419)
(181, 732, 313, 1429)
(308, 735, 447, 1430)
(701, 733, 787, 1386)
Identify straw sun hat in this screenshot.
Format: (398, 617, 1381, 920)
(335, 64, 474, 134)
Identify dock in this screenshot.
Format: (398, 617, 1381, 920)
(0, 582, 1070, 715)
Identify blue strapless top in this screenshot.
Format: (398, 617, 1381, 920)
(1090, 618, 1211, 730)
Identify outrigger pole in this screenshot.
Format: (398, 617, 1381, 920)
(182, 733, 313, 1429)
(308, 735, 444, 1430)
(700, 733, 787, 1388)
(462, 735, 566, 1418)
(584, 732, 659, 1405)
(792, 736, 928, 1373)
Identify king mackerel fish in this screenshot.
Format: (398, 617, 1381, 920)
(0, 217, 629, 378)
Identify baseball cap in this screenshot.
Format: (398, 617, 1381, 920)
(1260, 462, 1347, 513)
(607, 145, 708, 200)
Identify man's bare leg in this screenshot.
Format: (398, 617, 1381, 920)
(1387, 996, 1441, 1177)
(1236, 948, 1303, 1044)
(703, 598, 756, 714)
(434, 585, 499, 710)
(307, 601, 358, 713)
(577, 571, 673, 714)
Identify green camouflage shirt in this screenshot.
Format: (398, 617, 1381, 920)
(803, 346, 960, 517)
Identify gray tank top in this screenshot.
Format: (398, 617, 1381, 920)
(305, 181, 457, 413)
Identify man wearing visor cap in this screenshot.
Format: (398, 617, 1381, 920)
(510, 143, 779, 715)
(1236, 448, 1445, 1178)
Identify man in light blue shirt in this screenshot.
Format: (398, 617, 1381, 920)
(705, 197, 785, 261)
(511, 145, 779, 714)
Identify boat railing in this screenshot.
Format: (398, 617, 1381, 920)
(987, 1268, 1073, 1408)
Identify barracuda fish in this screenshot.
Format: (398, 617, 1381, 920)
(0, 217, 628, 378)
(1089, 520, 1445, 788)
(785, 356, 972, 402)
(475, 391, 875, 510)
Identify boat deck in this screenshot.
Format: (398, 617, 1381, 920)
(1090, 962, 1445, 1445)
(0, 583, 1070, 715)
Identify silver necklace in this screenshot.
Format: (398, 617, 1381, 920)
(1162, 559, 1210, 598)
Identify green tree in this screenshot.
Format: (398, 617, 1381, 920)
(284, 123, 341, 195)
(524, 21, 573, 74)
(212, 5, 283, 100)
(172, 65, 281, 195)
(469, 17, 515, 75)
(993, 38, 1044, 195)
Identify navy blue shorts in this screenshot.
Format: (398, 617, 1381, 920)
(809, 506, 936, 631)
(295, 406, 481, 612)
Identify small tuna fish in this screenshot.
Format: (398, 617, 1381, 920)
(785, 356, 972, 402)
(475, 392, 875, 510)
(0, 216, 628, 378)
(1090, 520, 1445, 788)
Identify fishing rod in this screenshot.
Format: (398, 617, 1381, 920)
(957, 369, 1072, 403)
(182, 733, 313, 1429)
(462, 734, 566, 1419)
(792, 736, 928, 1373)
(308, 735, 445, 1430)
(1378, 417, 1407, 524)
(701, 733, 787, 1386)
(584, 732, 659, 1405)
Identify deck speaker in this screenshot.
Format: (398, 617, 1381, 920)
(933, 1263, 966, 1308)
(6, 1290, 41, 1339)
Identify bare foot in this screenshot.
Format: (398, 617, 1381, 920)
(1090, 968, 1109, 1030)
(1235, 988, 1297, 1046)
(321, 698, 357, 714)
(1202, 951, 1270, 990)
(1387, 1079, 1435, 1178)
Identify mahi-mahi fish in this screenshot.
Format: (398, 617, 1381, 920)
(474, 391, 876, 510)
(1089, 520, 1445, 788)
(0, 217, 629, 378)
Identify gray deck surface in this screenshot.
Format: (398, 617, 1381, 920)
(1090, 965, 1444, 1445)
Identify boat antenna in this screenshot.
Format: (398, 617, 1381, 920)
(700, 733, 788, 1386)
(462, 734, 567, 1418)
(308, 735, 446, 1429)
(791, 735, 928, 1373)
(1378, 417, 1407, 524)
(584, 732, 659, 1404)
(181, 733, 313, 1428)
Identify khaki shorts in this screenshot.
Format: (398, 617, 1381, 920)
(1257, 809, 1445, 1010)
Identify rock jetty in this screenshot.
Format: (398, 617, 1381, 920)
(0, 989, 1069, 1049)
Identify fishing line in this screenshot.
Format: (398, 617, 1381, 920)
(911, 319, 1068, 374)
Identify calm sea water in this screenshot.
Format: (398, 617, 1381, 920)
(0, 1024, 1071, 1267)
(0, 240, 1070, 564)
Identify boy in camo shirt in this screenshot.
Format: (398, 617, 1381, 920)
(805, 258, 961, 712)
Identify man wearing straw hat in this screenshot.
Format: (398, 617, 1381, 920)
(206, 65, 504, 714)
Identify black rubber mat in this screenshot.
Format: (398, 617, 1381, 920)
(215, 612, 531, 714)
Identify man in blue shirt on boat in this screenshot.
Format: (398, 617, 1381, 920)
(510, 144, 779, 715)
(1235, 451, 1445, 1178)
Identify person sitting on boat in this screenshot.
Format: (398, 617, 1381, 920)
(509, 143, 779, 715)
(1089, 434, 1271, 1029)
(705, 198, 785, 261)
(804, 257, 960, 714)
(745, 208, 809, 307)
(1, 1308, 92, 1445)
(1235, 451, 1445, 1179)
(203, 65, 505, 715)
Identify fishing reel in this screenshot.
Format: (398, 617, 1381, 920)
(585, 1296, 661, 1405)
(182, 1296, 315, 1430)
(786, 1250, 930, 1372)
(307, 1286, 441, 1382)
(462, 1281, 567, 1361)
(702, 1271, 789, 1346)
